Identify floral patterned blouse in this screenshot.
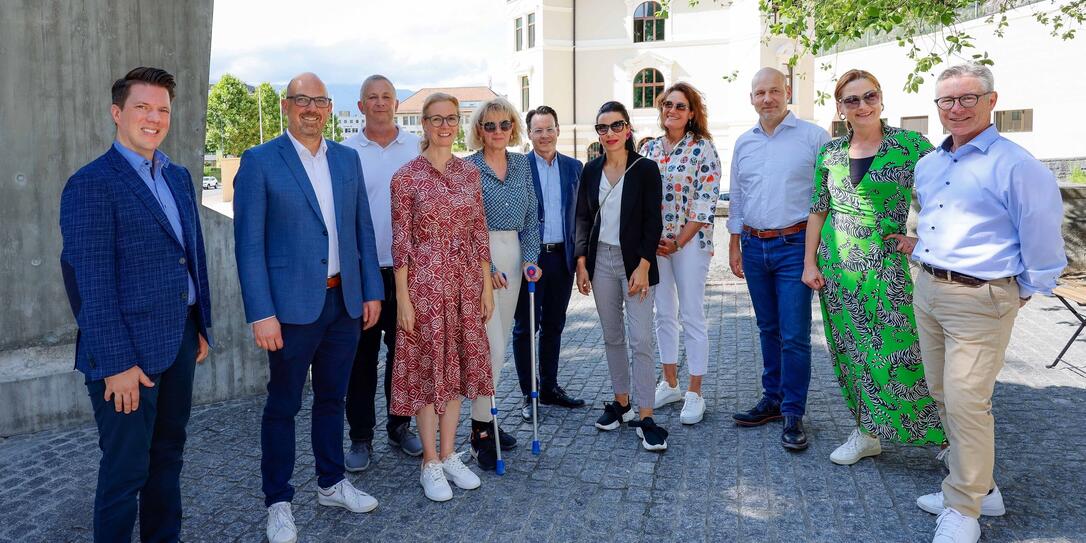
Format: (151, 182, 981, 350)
(640, 132, 721, 254)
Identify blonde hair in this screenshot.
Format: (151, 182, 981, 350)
(467, 97, 525, 150)
(419, 92, 460, 152)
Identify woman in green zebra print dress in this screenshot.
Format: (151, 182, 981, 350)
(801, 70, 945, 465)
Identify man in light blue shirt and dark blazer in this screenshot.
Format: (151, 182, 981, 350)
(886, 64, 1066, 543)
(233, 72, 383, 543)
(60, 67, 212, 542)
(727, 68, 830, 451)
(512, 105, 587, 420)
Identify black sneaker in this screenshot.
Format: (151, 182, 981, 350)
(733, 397, 783, 427)
(470, 422, 498, 471)
(540, 386, 586, 408)
(497, 425, 517, 451)
(630, 417, 669, 451)
(594, 401, 634, 431)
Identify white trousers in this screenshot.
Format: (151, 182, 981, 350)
(653, 245, 712, 376)
(472, 230, 522, 422)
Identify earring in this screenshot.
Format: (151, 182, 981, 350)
(838, 112, 846, 120)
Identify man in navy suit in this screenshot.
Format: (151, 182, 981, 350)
(233, 72, 383, 543)
(512, 105, 587, 421)
(60, 67, 212, 542)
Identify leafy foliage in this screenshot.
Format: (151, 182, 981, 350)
(205, 74, 258, 156)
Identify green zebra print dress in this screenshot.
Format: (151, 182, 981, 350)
(810, 124, 945, 445)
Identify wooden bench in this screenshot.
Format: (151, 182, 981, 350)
(1051, 282, 1086, 368)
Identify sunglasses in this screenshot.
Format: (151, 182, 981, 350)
(594, 120, 629, 135)
(661, 100, 689, 111)
(481, 120, 513, 133)
(838, 90, 881, 109)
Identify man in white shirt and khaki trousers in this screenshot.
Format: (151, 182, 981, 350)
(887, 64, 1067, 543)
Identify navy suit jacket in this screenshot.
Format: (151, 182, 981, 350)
(233, 133, 382, 325)
(527, 150, 583, 273)
(60, 147, 213, 381)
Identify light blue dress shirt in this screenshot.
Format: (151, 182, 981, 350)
(113, 141, 196, 305)
(728, 111, 830, 233)
(534, 152, 564, 243)
(912, 125, 1067, 298)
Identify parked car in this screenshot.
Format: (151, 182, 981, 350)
(202, 176, 219, 189)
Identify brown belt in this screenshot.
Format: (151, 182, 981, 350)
(743, 221, 807, 239)
(326, 274, 341, 289)
(920, 264, 987, 287)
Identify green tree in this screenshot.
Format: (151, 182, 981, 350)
(663, 0, 1084, 92)
(452, 125, 467, 152)
(323, 112, 344, 142)
(205, 74, 259, 155)
(254, 82, 284, 143)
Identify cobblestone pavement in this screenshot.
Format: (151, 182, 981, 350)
(3, 259, 1086, 543)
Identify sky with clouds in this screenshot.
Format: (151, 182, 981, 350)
(210, 0, 510, 94)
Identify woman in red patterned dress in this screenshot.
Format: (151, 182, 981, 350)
(388, 93, 495, 502)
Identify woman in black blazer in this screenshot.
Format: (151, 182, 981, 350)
(574, 101, 666, 451)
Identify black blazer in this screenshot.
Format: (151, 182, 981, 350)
(574, 150, 663, 284)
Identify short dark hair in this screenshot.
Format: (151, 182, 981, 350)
(111, 67, 176, 107)
(526, 105, 559, 128)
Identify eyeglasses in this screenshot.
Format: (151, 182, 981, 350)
(286, 94, 332, 108)
(481, 120, 513, 133)
(838, 90, 881, 109)
(933, 92, 992, 110)
(426, 114, 461, 127)
(594, 120, 629, 135)
(661, 101, 689, 111)
(530, 127, 557, 136)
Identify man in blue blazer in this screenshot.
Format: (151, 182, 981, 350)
(59, 67, 212, 542)
(512, 106, 587, 420)
(233, 72, 383, 543)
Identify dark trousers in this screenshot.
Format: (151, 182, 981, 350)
(345, 267, 410, 442)
(512, 247, 575, 396)
(261, 287, 360, 507)
(87, 307, 199, 543)
(740, 230, 813, 417)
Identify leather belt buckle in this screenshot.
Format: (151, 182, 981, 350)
(542, 242, 563, 253)
(326, 274, 341, 289)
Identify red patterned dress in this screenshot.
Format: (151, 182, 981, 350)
(389, 155, 494, 416)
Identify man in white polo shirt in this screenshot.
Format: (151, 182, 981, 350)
(342, 75, 423, 470)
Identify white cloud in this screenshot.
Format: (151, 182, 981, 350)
(210, 0, 510, 93)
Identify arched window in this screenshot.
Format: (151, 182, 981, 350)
(634, 2, 664, 43)
(633, 68, 664, 109)
(586, 142, 602, 162)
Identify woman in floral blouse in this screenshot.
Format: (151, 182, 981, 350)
(639, 82, 721, 425)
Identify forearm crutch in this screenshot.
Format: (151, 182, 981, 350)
(489, 396, 505, 475)
(526, 265, 541, 455)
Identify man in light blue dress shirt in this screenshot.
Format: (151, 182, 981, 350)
(728, 67, 829, 451)
(886, 64, 1066, 543)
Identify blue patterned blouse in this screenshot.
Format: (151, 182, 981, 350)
(468, 151, 541, 264)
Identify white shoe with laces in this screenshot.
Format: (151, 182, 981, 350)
(917, 486, 1005, 516)
(442, 452, 481, 490)
(654, 381, 682, 409)
(679, 391, 705, 424)
(829, 428, 882, 465)
(931, 507, 980, 543)
(317, 478, 378, 513)
(420, 460, 453, 502)
(266, 501, 297, 543)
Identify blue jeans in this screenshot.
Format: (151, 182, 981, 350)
(741, 230, 813, 417)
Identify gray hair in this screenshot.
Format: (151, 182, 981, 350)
(936, 64, 994, 93)
(359, 74, 395, 100)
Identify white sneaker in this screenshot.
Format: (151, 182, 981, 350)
(829, 428, 882, 465)
(317, 479, 378, 513)
(679, 391, 705, 424)
(653, 381, 682, 409)
(420, 460, 453, 502)
(917, 486, 1005, 516)
(932, 507, 980, 543)
(442, 452, 481, 490)
(266, 501, 297, 543)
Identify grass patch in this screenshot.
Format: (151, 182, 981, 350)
(1070, 167, 1086, 185)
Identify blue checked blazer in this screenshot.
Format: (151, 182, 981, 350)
(527, 151, 583, 273)
(233, 134, 382, 325)
(60, 147, 213, 381)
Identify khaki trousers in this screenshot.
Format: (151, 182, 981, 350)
(472, 231, 522, 422)
(913, 268, 1019, 519)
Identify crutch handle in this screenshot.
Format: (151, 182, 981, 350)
(525, 265, 539, 292)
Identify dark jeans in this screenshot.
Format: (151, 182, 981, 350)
(512, 248, 575, 396)
(741, 229, 813, 417)
(345, 267, 410, 442)
(261, 287, 359, 507)
(87, 307, 199, 543)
